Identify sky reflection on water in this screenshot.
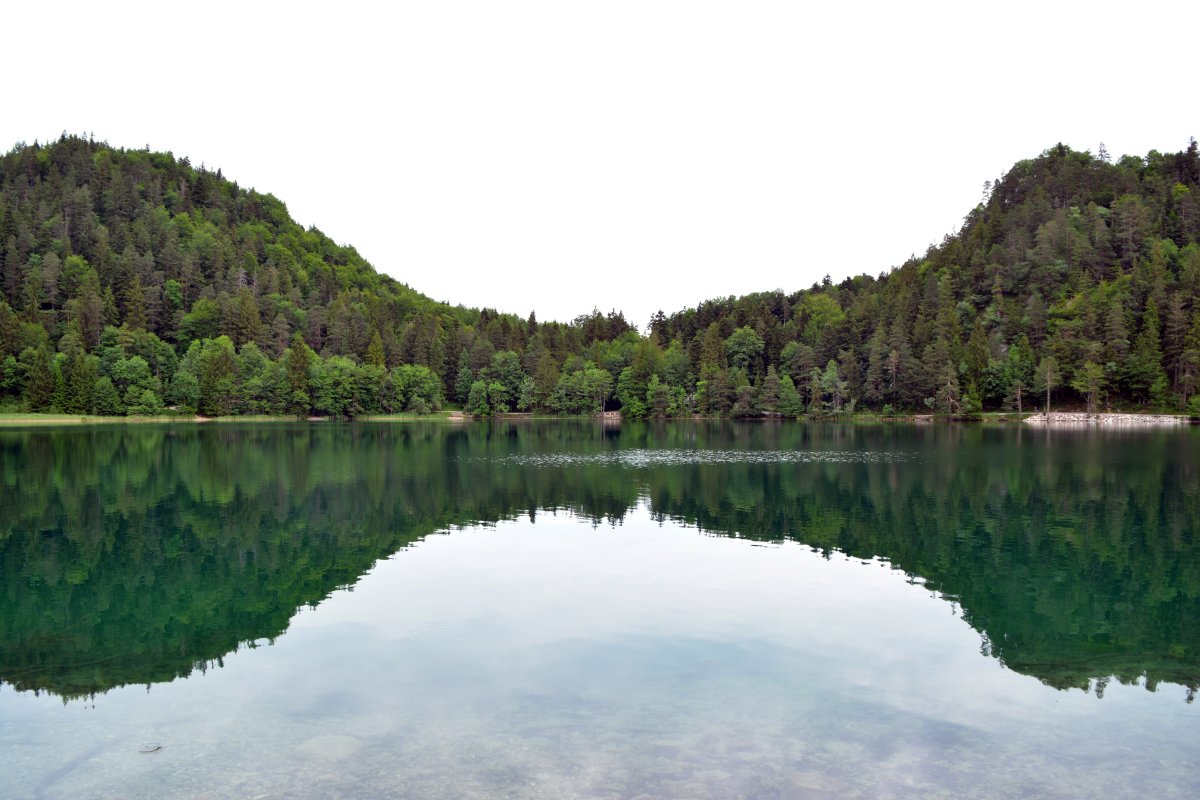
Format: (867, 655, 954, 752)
(1, 422, 1198, 798)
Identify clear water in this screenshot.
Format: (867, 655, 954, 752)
(1, 421, 1198, 798)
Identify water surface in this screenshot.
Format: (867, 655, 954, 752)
(1, 422, 1197, 798)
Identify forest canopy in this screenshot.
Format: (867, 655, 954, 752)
(1, 135, 1198, 417)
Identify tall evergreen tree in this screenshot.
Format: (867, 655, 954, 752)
(285, 332, 314, 416)
(1127, 299, 1167, 402)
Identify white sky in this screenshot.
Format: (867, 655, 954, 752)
(3, 1, 1196, 328)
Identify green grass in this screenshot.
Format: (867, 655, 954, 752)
(0, 413, 190, 425)
(0, 411, 466, 426)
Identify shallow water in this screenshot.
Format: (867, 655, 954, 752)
(1, 421, 1198, 798)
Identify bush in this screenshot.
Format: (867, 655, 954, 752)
(126, 388, 164, 416)
(93, 377, 124, 416)
(466, 380, 490, 417)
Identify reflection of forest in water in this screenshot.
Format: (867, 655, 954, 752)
(2, 422, 1198, 700)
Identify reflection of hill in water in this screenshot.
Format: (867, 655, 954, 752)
(2, 422, 1198, 700)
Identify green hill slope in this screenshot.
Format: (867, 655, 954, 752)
(2, 136, 1197, 417)
(648, 140, 1200, 416)
(0, 136, 633, 416)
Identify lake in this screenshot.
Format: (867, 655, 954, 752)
(1, 421, 1198, 799)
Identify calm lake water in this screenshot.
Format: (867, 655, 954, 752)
(1, 421, 1198, 799)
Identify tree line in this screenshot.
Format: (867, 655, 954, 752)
(2, 135, 1199, 417)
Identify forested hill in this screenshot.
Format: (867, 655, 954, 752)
(648, 140, 1200, 416)
(0, 135, 636, 416)
(1, 135, 1199, 418)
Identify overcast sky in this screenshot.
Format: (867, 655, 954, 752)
(3, 1, 1196, 328)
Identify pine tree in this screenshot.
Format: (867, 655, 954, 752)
(454, 349, 474, 404)
(964, 323, 990, 388)
(68, 267, 105, 350)
(285, 332, 313, 416)
(886, 317, 916, 408)
(1181, 311, 1200, 408)
(807, 367, 824, 414)
(1127, 299, 1167, 402)
(646, 374, 670, 417)
(366, 331, 386, 367)
(758, 365, 781, 413)
(226, 287, 262, 347)
(863, 327, 888, 409)
(778, 375, 804, 417)
(124, 276, 147, 330)
(1162, 292, 1189, 388)
(1005, 336, 1035, 413)
(21, 347, 56, 411)
(935, 361, 960, 416)
(731, 381, 756, 417)
(60, 351, 99, 414)
(270, 313, 291, 357)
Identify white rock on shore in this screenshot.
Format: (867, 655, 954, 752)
(1024, 411, 1191, 426)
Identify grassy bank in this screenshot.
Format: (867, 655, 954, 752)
(0, 411, 462, 426)
(0, 413, 194, 426)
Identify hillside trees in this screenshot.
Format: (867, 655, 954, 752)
(3, 136, 1199, 418)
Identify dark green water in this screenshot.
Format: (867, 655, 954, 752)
(1, 421, 1198, 798)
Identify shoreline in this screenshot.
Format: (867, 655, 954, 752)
(1023, 412, 1193, 427)
(0, 412, 456, 426)
(1, 411, 1195, 428)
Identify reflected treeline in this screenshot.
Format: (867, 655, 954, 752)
(2, 421, 1198, 700)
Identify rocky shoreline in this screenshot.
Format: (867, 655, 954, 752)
(1024, 412, 1193, 427)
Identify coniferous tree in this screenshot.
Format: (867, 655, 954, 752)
(285, 332, 314, 416)
(21, 347, 56, 411)
(731, 381, 756, 417)
(862, 327, 888, 409)
(124, 276, 147, 331)
(778, 374, 804, 417)
(646, 374, 670, 417)
(366, 332, 386, 368)
(1004, 336, 1035, 413)
(1127, 299, 1168, 403)
(453, 349, 474, 404)
(935, 361, 961, 416)
(758, 366, 781, 414)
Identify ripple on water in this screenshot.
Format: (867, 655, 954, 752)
(469, 449, 914, 468)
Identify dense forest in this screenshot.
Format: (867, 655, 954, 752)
(1, 135, 1199, 417)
